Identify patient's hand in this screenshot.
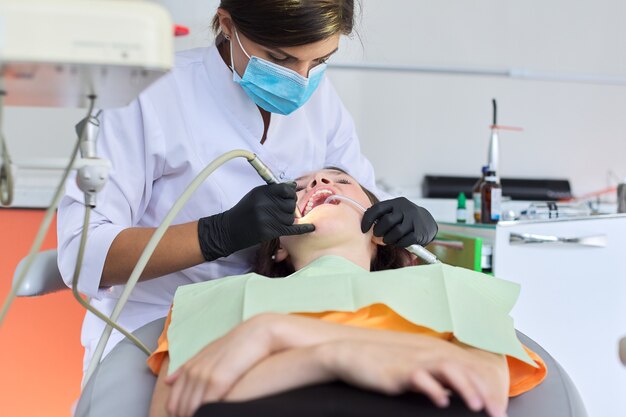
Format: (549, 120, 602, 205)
(164, 310, 381, 416)
(164, 313, 509, 417)
(165, 313, 288, 417)
(323, 339, 509, 417)
(164, 312, 363, 417)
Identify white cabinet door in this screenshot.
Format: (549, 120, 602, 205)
(494, 215, 626, 417)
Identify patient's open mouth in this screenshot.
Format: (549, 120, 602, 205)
(301, 188, 339, 216)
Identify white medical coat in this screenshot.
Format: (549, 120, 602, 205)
(57, 45, 381, 373)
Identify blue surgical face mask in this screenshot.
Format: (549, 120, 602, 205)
(230, 30, 327, 115)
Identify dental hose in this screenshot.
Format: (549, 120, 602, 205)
(0, 97, 151, 354)
(0, 98, 95, 327)
(72, 206, 151, 357)
(0, 90, 14, 207)
(324, 195, 441, 265)
(84, 150, 285, 385)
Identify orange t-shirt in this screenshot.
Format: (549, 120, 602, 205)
(147, 303, 546, 397)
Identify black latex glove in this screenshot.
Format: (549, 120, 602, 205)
(361, 197, 438, 247)
(198, 183, 315, 261)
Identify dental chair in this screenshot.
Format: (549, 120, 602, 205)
(69, 318, 588, 417)
(14, 250, 589, 417)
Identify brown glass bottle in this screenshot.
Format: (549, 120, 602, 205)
(480, 171, 502, 224)
(472, 165, 489, 223)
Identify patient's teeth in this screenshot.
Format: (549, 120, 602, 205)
(304, 200, 314, 215)
(303, 188, 335, 215)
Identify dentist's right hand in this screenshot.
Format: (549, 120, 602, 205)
(197, 182, 315, 261)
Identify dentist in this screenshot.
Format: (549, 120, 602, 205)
(57, 0, 438, 374)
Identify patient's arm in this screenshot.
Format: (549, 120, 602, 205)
(150, 346, 335, 417)
(164, 313, 452, 406)
(150, 356, 172, 417)
(225, 337, 509, 417)
(222, 344, 334, 399)
(161, 314, 509, 417)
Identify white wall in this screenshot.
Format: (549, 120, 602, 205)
(5, 0, 626, 199)
(328, 0, 626, 197)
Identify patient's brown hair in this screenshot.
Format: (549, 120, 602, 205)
(254, 180, 412, 277)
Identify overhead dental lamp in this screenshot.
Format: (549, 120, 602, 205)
(0, 0, 174, 109)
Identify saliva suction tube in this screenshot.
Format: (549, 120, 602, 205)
(324, 195, 441, 265)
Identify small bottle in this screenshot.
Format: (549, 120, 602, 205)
(480, 170, 502, 224)
(472, 165, 489, 223)
(456, 192, 467, 223)
(618, 178, 626, 214)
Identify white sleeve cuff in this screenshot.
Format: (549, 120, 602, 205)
(58, 221, 125, 300)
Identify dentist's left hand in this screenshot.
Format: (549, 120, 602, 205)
(197, 183, 315, 261)
(362, 197, 438, 247)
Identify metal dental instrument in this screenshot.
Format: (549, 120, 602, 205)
(247, 156, 280, 184)
(247, 156, 301, 218)
(405, 243, 440, 265)
(324, 194, 441, 264)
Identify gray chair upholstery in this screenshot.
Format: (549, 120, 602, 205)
(508, 331, 587, 417)
(12, 249, 67, 296)
(74, 319, 587, 417)
(75, 317, 166, 417)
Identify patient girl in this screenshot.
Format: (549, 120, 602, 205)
(148, 169, 546, 417)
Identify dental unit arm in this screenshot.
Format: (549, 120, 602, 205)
(74, 108, 111, 208)
(324, 195, 440, 264)
(0, 0, 174, 341)
(0, 92, 14, 207)
(0, 0, 304, 398)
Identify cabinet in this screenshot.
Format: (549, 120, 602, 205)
(439, 215, 626, 417)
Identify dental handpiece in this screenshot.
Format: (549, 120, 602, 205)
(247, 155, 302, 218)
(324, 195, 441, 264)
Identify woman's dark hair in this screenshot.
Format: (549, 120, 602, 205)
(212, 0, 356, 47)
(254, 175, 413, 277)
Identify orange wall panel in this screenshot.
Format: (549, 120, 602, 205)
(0, 209, 84, 417)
